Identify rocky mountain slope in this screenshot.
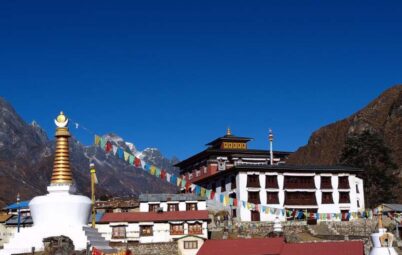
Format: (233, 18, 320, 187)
(287, 85, 402, 173)
(0, 98, 179, 208)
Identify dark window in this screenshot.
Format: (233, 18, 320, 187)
(221, 179, 226, 192)
(267, 192, 279, 204)
(248, 191, 260, 204)
(112, 225, 126, 239)
(356, 184, 359, 193)
(186, 203, 197, 211)
(140, 225, 153, 236)
(170, 224, 184, 235)
(321, 192, 333, 204)
(247, 175, 260, 188)
(168, 204, 179, 212)
(338, 176, 350, 189)
(285, 192, 317, 205)
(184, 241, 198, 249)
(212, 183, 216, 193)
(188, 223, 203, 235)
(149, 204, 160, 212)
(251, 210, 260, 221)
(232, 208, 237, 218)
(284, 176, 315, 189)
(339, 192, 350, 203)
(320, 177, 332, 189)
(266, 175, 278, 189)
(357, 200, 360, 208)
(231, 176, 236, 190)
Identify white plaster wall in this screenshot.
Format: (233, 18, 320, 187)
(0, 225, 17, 248)
(98, 221, 208, 244)
(139, 203, 148, 212)
(177, 236, 205, 255)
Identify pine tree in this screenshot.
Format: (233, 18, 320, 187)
(340, 131, 399, 208)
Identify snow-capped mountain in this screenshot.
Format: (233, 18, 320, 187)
(0, 97, 179, 207)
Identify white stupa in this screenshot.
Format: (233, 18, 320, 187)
(369, 206, 398, 255)
(0, 112, 92, 254)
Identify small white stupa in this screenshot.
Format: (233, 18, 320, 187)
(369, 205, 398, 255)
(0, 112, 92, 254)
(273, 216, 283, 233)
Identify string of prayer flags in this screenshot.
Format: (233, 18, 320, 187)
(95, 135, 380, 221)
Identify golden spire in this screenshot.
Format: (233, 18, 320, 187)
(50, 111, 73, 185)
(226, 127, 232, 136)
(378, 205, 383, 229)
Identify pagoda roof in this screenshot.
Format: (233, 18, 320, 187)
(205, 134, 253, 146)
(175, 148, 292, 169)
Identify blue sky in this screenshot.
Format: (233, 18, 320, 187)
(0, 1, 401, 159)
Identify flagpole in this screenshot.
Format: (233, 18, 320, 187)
(90, 163, 96, 228)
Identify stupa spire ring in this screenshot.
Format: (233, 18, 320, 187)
(51, 111, 73, 185)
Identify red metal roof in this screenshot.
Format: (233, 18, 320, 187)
(100, 210, 209, 223)
(196, 238, 365, 255)
(281, 241, 364, 255)
(197, 238, 285, 255)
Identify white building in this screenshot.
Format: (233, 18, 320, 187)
(196, 164, 364, 223)
(96, 210, 209, 244)
(139, 194, 207, 213)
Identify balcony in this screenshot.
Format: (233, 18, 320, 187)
(284, 176, 315, 189)
(284, 192, 317, 205)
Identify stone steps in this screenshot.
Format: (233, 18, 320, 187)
(83, 226, 117, 254)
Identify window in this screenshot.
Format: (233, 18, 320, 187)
(357, 200, 360, 208)
(321, 177, 332, 189)
(186, 203, 197, 211)
(247, 175, 260, 188)
(168, 203, 179, 212)
(149, 204, 160, 212)
(212, 183, 216, 193)
(112, 225, 126, 239)
(284, 176, 315, 189)
(284, 192, 317, 205)
(356, 184, 359, 193)
(196, 170, 200, 177)
(339, 192, 350, 203)
(188, 222, 203, 235)
(248, 191, 260, 204)
(251, 210, 260, 221)
(231, 176, 236, 190)
(170, 223, 184, 235)
(188, 173, 193, 180)
(338, 176, 349, 189)
(266, 176, 278, 189)
(221, 179, 226, 192)
(321, 192, 333, 204)
(218, 158, 226, 171)
(184, 241, 198, 249)
(140, 225, 153, 236)
(232, 208, 237, 218)
(267, 192, 279, 204)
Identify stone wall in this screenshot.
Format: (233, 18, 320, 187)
(126, 242, 178, 255)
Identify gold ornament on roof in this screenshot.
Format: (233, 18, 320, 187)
(50, 111, 73, 185)
(226, 127, 232, 136)
(54, 111, 68, 128)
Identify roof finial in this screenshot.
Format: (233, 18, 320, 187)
(378, 205, 383, 229)
(50, 111, 73, 185)
(226, 127, 232, 136)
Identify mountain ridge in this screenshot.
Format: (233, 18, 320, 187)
(287, 85, 402, 173)
(0, 97, 179, 207)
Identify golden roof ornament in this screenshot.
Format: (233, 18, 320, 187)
(226, 127, 232, 136)
(50, 111, 73, 185)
